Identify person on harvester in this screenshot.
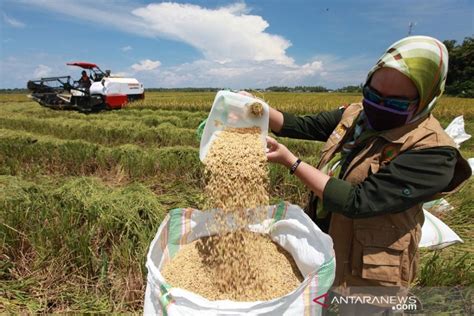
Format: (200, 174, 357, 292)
(78, 70, 91, 89)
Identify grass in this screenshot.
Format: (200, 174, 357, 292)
(5, 92, 474, 117)
(0, 128, 202, 178)
(0, 91, 473, 313)
(0, 114, 199, 147)
(1, 176, 168, 312)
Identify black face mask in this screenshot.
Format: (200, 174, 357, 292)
(362, 98, 414, 131)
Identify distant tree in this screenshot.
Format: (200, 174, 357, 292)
(265, 86, 328, 92)
(444, 37, 474, 97)
(265, 86, 291, 92)
(335, 85, 363, 93)
(294, 86, 328, 92)
(0, 88, 28, 94)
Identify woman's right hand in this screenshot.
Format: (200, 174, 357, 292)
(266, 136, 298, 167)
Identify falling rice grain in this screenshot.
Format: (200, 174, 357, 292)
(162, 127, 303, 301)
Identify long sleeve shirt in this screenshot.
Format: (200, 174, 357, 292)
(273, 109, 458, 218)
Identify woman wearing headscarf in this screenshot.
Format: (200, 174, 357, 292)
(264, 36, 470, 311)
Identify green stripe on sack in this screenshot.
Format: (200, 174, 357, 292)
(426, 212, 443, 245)
(167, 208, 184, 258)
(159, 283, 174, 316)
(273, 201, 287, 222)
(315, 257, 336, 301)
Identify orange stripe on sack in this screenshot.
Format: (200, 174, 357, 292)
(161, 220, 170, 265)
(180, 208, 193, 245)
(304, 279, 311, 316)
(311, 274, 316, 312)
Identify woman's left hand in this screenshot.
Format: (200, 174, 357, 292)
(266, 136, 298, 168)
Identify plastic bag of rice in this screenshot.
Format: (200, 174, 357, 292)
(199, 90, 270, 162)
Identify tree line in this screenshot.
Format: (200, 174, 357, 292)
(443, 37, 473, 97)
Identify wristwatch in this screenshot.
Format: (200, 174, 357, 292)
(289, 158, 302, 175)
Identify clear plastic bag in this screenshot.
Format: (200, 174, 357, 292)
(199, 90, 270, 162)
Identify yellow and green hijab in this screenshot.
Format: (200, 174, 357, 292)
(366, 35, 449, 121)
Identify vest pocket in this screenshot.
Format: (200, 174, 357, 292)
(351, 228, 411, 285)
(361, 247, 402, 283)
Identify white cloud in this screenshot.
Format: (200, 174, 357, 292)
(2, 12, 26, 28)
(132, 2, 293, 65)
(15, 0, 155, 37)
(33, 64, 52, 78)
(121, 45, 132, 52)
(129, 58, 330, 89)
(138, 53, 374, 89)
(18, 1, 294, 65)
(2, 1, 374, 89)
(282, 61, 323, 80)
(1, 53, 370, 89)
(131, 59, 161, 72)
(111, 71, 132, 77)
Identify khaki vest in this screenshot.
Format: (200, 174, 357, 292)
(309, 103, 470, 289)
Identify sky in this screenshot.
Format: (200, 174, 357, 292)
(1, 0, 473, 89)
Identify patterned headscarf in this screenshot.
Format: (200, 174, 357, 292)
(366, 36, 449, 122)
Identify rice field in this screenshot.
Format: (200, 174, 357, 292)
(1, 91, 473, 313)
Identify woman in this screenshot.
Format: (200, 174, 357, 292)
(265, 36, 470, 305)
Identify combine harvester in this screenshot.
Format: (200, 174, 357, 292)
(27, 62, 144, 112)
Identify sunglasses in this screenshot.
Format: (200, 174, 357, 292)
(363, 85, 418, 112)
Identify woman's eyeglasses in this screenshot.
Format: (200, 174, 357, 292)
(363, 85, 418, 111)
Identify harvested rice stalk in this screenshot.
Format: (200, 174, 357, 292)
(248, 102, 264, 117)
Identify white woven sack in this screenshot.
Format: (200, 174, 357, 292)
(144, 203, 335, 315)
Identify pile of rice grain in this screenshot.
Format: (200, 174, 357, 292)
(161, 127, 303, 301)
(161, 230, 303, 301)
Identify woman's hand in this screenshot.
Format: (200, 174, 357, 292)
(266, 136, 298, 168)
(267, 136, 330, 199)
